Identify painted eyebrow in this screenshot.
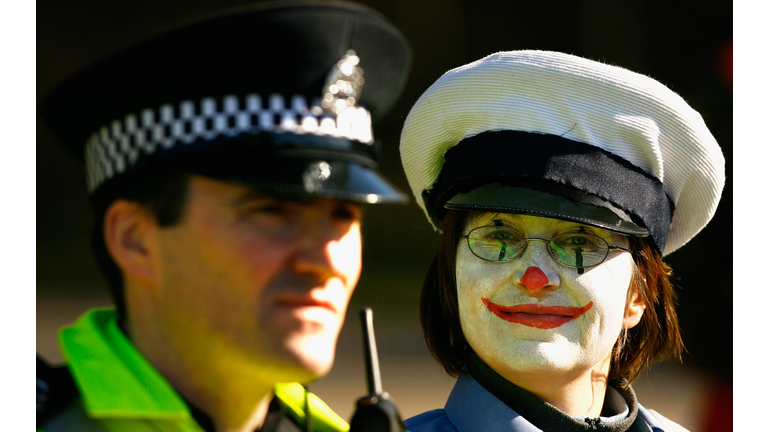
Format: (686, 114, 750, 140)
(487, 218, 586, 231)
(561, 226, 627, 244)
(483, 216, 601, 235)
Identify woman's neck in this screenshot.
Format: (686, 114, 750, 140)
(485, 353, 612, 418)
(466, 351, 639, 431)
(467, 350, 612, 417)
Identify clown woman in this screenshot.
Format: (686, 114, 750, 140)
(399, 51, 724, 432)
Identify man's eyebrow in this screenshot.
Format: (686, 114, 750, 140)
(230, 189, 312, 206)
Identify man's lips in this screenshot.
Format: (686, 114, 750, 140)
(275, 295, 338, 314)
(482, 298, 593, 329)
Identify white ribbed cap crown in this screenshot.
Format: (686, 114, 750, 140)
(400, 50, 725, 255)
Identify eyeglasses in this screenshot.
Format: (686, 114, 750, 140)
(460, 225, 630, 269)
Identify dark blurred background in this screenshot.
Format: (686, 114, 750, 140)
(37, 1, 732, 431)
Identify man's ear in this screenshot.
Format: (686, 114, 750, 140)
(623, 285, 646, 330)
(104, 200, 158, 283)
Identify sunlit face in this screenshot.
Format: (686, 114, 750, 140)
(143, 176, 362, 384)
(456, 213, 636, 381)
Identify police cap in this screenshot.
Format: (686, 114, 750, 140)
(41, 0, 412, 204)
(400, 50, 725, 255)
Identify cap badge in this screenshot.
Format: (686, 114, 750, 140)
(322, 50, 365, 115)
(303, 160, 332, 193)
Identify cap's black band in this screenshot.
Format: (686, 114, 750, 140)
(424, 130, 674, 252)
(444, 183, 651, 237)
(266, 131, 381, 163)
(83, 93, 376, 192)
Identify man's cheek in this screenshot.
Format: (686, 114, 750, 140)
(333, 231, 363, 277)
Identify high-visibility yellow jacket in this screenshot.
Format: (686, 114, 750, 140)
(37, 308, 350, 432)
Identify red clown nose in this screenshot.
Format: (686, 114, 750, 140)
(520, 266, 549, 291)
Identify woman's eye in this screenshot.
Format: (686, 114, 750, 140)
(488, 230, 511, 240)
(569, 236, 589, 245)
(558, 234, 603, 251)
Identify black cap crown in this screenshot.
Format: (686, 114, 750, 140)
(41, 0, 412, 204)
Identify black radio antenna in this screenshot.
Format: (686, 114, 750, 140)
(348, 307, 408, 432)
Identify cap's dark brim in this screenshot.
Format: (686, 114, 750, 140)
(187, 154, 409, 204)
(444, 183, 649, 236)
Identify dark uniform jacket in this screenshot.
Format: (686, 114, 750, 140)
(405, 353, 689, 432)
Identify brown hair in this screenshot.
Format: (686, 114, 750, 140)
(420, 210, 683, 385)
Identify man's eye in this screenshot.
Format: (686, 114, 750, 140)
(239, 202, 295, 220)
(244, 204, 284, 215)
(259, 205, 286, 214)
(332, 204, 361, 221)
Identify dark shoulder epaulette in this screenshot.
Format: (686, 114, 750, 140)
(37, 355, 80, 428)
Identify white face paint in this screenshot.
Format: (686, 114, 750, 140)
(456, 213, 635, 380)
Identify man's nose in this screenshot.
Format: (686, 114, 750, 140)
(292, 215, 344, 281)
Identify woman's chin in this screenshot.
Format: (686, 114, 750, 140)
(478, 340, 590, 378)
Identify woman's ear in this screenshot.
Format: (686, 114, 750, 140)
(623, 285, 646, 330)
(103, 200, 158, 283)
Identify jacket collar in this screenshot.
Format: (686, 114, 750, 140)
(443, 352, 641, 432)
(58, 308, 193, 421)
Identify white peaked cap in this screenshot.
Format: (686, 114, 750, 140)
(400, 50, 725, 255)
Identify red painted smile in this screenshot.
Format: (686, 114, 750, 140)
(482, 298, 594, 329)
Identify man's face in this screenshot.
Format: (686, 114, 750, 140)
(140, 175, 363, 383)
(455, 213, 635, 381)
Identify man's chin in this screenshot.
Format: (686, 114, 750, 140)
(274, 334, 338, 380)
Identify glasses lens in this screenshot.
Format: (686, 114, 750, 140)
(467, 226, 526, 261)
(549, 233, 609, 267)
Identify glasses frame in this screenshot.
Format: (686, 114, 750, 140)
(460, 225, 631, 269)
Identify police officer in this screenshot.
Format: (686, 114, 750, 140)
(36, 2, 411, 431)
